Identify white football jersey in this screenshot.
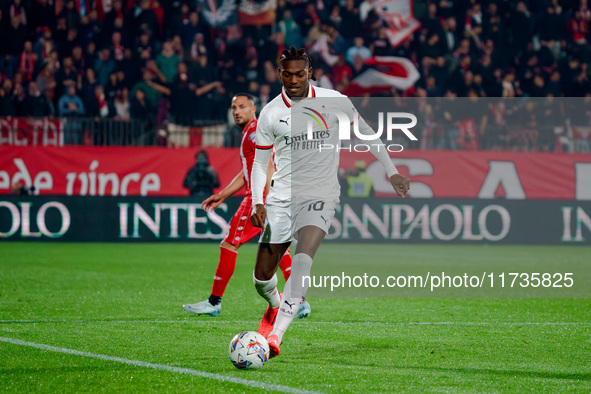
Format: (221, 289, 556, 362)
(255, 85, 360, 201)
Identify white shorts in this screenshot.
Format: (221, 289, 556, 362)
(259, 196, 337, 244)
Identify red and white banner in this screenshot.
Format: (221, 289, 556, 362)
(1, 146, 591, 200)
(0, 147, 241, 196)
(238, 0, 276, 25)
(339, 150, 591, 200)
(0, 118, 64, 147)
(377, 0, 421, 47)
(342, 56, 420, 96)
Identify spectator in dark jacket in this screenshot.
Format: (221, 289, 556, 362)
(20, 81, 52, 117)
(182, 150, 220, 200)
(94, 48, 115, 87)
(130, 87, 155, 143)
(55, 56, 78, 99)
(0, 79, 18, 116)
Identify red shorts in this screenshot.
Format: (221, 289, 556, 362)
(223, 196, 262, 246)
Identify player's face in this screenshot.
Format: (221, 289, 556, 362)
(231, 95, 256, 128)
(279, 59, 312, 98)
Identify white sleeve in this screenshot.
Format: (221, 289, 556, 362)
(348, 102, 399, 178)
(254, 108, 274, 148)
(251, 148, 271, 206)
(252, 110, 274, 206)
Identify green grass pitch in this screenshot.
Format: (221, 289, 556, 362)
(1, 242, 590, 392)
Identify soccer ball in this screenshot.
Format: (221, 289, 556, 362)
(228, 331, 269, 370)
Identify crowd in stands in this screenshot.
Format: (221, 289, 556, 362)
(0, 0, 590, 151)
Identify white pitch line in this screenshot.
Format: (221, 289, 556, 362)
(0, 337, 317, 394)
(1, 320, 590, 326)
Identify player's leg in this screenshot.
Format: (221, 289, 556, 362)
(183, 197, 256, 316)
(267, 199, 335, 357)
(274, 245, 315, 318)
(254, 242, 290, 337)
(277, 248, 311, 318)
(210, 241, 239, 303)
(278, 250, 292, 281)
(255, 198, 294, 339)
(182, 240, 238, 316)
(268, 226, 325, 344)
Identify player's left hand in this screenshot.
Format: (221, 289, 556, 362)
(390, 173, 410, 198)
(201, 194, 224, 212)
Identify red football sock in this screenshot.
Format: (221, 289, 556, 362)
(278, 251, 292, 281)
(211, 246, 238, 297)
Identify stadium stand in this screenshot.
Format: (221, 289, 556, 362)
(0, 0, 590, 151)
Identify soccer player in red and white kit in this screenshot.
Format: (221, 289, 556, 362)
(250, 47, 410, 357)
(183, 93, 311, 318)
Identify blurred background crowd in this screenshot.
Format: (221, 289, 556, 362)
(0, 0, 590, 151)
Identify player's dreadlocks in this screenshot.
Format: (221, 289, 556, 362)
(279, 46, 317, 81)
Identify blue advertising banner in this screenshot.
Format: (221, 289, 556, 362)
(1, 196, 590, 244)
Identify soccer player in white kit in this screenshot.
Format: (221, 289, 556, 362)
(250, 47, 410, 358)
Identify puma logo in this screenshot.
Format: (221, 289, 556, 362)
(279, 118, 289, 126)
(284, 300, 295, 309)
(321, 215, 329, 225)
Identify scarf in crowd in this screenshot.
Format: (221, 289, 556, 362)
(19, 52, 35, 81)
(97, 91, 109, 117)
(41, 39, 54, 60)
(113, 43, 124, 61)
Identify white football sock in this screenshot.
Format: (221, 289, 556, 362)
(253, 272, 280, 308)
(270, 253, 313, 342)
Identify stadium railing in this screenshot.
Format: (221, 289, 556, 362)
(1, 115, 589, 152)
(0, 117, 228, 148)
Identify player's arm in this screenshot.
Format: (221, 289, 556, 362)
(355, 112, 410, 197)
(250, 108, 275, 228)
(264, 156, 274, 196)
(250, 148, 272, 228)
(201, 172, 245, 212)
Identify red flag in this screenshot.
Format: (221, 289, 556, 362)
(238, 0, 276, 25)
(342, 56, 420, 96)
(378, 0, 422, 47)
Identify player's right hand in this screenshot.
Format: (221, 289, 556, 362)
(201, 194, 224, 212)
(390, 173, 410, 198)
(251, 204, 267, 228)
